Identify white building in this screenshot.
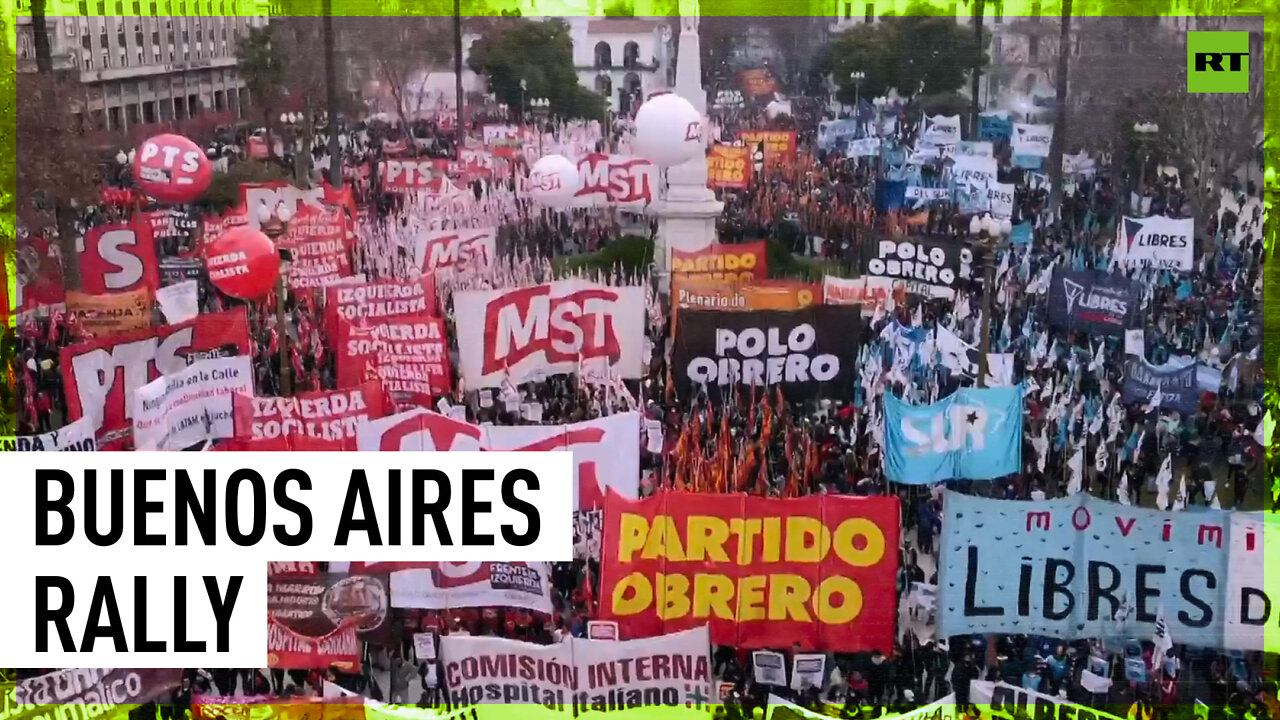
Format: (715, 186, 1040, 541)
(14, 0, 268, 133)
(567, 17, 673, 113)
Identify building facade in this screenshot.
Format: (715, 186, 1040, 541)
(15, 0, 268, 135)
(568, 17, 673, 113)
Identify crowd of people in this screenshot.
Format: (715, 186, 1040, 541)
(6, 57, 1276, 720)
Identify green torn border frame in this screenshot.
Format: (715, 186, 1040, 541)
(0, 0, 1276, 693)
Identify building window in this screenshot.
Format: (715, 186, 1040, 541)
(152, 30, 158, 44)
(117, 31, 126, 47)
(1029, 34, 1039, 59)
(115, 0, 122, 13)
(844, 2, 851, 18)
(82, 34, 91, 49)
(1031, 0, 1040, 16)
(593, 41, 612, 68)
(136, 50, 143, 63)
(84, 56, 93, 69)
(623, 41, 640, 69)
(78, 0, 88, 13)
(865, 2, 874, 22)
(183, 30, 189, 43)
(150, 0, 156, 12)
(119, 52, 126, 66)
(993, 34, 1001, 57)
(993, 0, 1002, 23)
(101, 52, 109, 66)
(96, 0, 104, 13)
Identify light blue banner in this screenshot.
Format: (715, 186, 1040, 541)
(883, 386, 1023, 484)
(936, 492, 1262, 650)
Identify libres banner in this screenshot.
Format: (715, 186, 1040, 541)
(599, 491, 900, 652)
(937, 492, 1280, 652)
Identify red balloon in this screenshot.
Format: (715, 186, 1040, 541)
(205, 226, 278, 300)
(132, 133, 213, 204)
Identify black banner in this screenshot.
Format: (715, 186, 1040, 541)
(267, 572, 392, 644)
(13, 668, 183, 709)
(160, 256, 205, 286)
(1047, 270, 1141, 337)
(672, 306, 861, 401)
(1121, 359, 1201, 414)
(862, 236, 973, 297)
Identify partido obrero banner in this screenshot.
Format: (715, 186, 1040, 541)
(862, 238, 972, 300)
(598, 491, 900, 652)
(670, 306, 861, 401)
(937, 492, 1280, 652)
(440, 626, 712, 718)
(883, 386, 1023, 485)
(1046, 270, 1141, 338)
(671, 241, 769, 283)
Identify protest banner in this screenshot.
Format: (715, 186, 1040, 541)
(12, 668, 184, 712)
(131, 355, 254, 450)
(335, 313, 452, 406)
(671, 241, 769, 283)
(599, 491, 900, 652)
(970, 681, 1125, 720)
(267, 617, 361, 672)
(937, 492, 1278, 651)
(739, 131, 798, 166)
(883, 386, 1024, 484)
(1116, 216, 1195, 270)
(752, 651, 787, 686)
(267, 571, 392, 642)
(738, 69, 777, 97)
(1012, 123, 1054, 157)
(341, 561, 556, 616)
(707, 145, 751, 189)
(234, 382, 390, 449)
(671, 306, 861, 401)
(65, 288, 153, 338)
(862, 237, 973, 300)
(572, 154, 657, 211)
(414, 228, 497, 275)
(0, 416, 97, 452)
(822, 276, 904, 312)
(789, 653, 826, 691)
(1047, 270, 1141, 338)
(1225, 512, 1280, 652)
(673, 276, 818, 317)
(79, 220, 161, 295)
(1122, 358, 1202, 414)
(324, 276, 438, 335)
(277, 205, 354, 290)
(61, 308, 252, 448)
(453, 281, 646, 389)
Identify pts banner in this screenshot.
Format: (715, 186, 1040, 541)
(599, 491, 900, 652)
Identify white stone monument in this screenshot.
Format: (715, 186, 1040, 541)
(652, 0, 722, 296)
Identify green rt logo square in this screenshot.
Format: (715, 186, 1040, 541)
(1187, 31, 1251, 93)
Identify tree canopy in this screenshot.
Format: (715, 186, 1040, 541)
(468, 18, 607, 121)
(816, 2, 988, 102)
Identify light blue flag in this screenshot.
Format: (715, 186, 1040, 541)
(1011, 221, 1033, 247)
(883, 385, 1024, 484)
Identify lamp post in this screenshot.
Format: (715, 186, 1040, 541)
(971, 213, 1012, 387)
(1133, 121, 1159, 208)
(849, 70, 866, 108)
(520, 78, 528, 125)
(280, 112, 307, 186)
(531, 97, 550, 155)
(258, 201, 294, 396)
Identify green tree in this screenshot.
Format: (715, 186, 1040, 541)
(235, 25, 285, 159)
(468, 18, 606, 121)
(820, 2, 988, 103)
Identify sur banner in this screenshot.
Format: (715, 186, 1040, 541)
(356, 408, 641, 513)
(599, 491, 900, 652)
(1116, 216, 1195, 271)
(883, 386, 1024, 485)
(65, 288, 153, 338)
(234, 381, 391, 449)
(937, 492, 1279, 652)
(670, 306, 861, 401)
(440, 626, 712, 718)
(671, 241, 768, 283)
(60, 308, 252, 448)
(707, 145, 752, 189)
(131, 355, 254, 450)
(453, 281, 646, 389)
(1046, 270, 1141, 338)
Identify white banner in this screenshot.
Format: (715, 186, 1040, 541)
(412, 632, 436, 662)
(971, 681, 1124, 720)
(987, 181, 1015, 220)
(1117, 215, 1194, 270)
(387, 561, 556, 615)
(413, 227, 497, 275)
(822, 276, 898, 315)
(951, 154, 998, 188)
(905, 186, 950, 201)
(789, 653, 826, 691)
(440, 626, 712, 713)
(517, 153, 657, 211)
(1012, 123, 1054, 157)
(131, 356, 253, 450)
(155, 279, 200, 325)
(846, 137, 882, 157)
(1225, 513, 1277, 652)
(454, 281, 646, 389)
(922, 114, 962, 145)
(752, 650, 787, 686)
(1125, 328, 1146, 357)
(2, 416, 97, 451)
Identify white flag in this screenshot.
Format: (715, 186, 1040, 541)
(155, 280, 199, 325)
(1067, 446, 1084, 495)
(1117, 471, 1131, 506)
(1155, 455, 1173, 510)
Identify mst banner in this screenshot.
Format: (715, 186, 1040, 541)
(454, 281, 645, 389)
(440, 626, 711, 717)
(883, 386, 1023, 485)
(672, 306, 860, 401)
(862, 238, 972, 300)
(937, 492, 1278, 651)
(1047, 270, 1140, 337)
(599, 491, 900, 652)
(61, 308, 252, 448)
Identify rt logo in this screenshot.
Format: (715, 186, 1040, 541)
(1187, 31, 1251, 93)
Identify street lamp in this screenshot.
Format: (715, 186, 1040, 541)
(970, 212, 1011, 388)
(257, 201, 295, 396)
(849, 70, 866, 107)
(530, 98, 551, 155)
(1133, 121, 1160, 202)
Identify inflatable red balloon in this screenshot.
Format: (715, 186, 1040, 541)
(132, 133, 213, 204)
(205, 226, 278, 300)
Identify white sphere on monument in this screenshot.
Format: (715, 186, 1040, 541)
(633, 92, 704, 168)
(528, 154, 580, 208)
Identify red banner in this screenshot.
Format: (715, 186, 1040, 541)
(233, 381, 390, 449)
(323, 276, 438, 336)
(13, 236, 66, 314)
(671, 241, 768, 283)
(335, 313, 452, 407)
(267, 617, 361, 671)
(417, 228, 497, 275)
(278, 205, 354, 290)
(739, 130, 798, 166)
(193, 695, 365, 720)
(60, 308, 252, 448)
(599, 491, 900, 652)
(707, 145, 752, 189)
(79, 219, 160, 295)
